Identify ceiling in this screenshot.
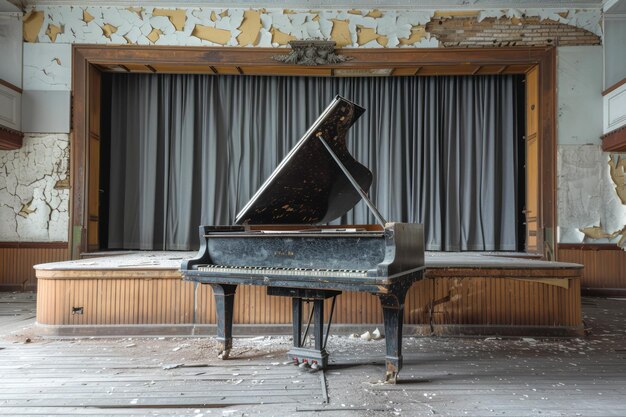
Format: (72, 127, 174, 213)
(6, 0, 606, 9)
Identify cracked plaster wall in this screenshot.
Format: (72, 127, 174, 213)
(23, 43, 71, 91)
(555, 46, 626, 247)
(7, 5, 605, 243)
(21, 42, 72, 133)
(0, 134, 69, 242)
(21, 6, 601, 48)
(21, 41, 71, 134)
(558, 146, 626, 247)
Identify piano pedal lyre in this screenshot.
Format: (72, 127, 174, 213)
(267, 287, 340, 370)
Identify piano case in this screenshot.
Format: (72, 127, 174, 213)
(181, 96, 425, 383)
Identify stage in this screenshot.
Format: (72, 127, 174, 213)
(34, 251, 583, 337)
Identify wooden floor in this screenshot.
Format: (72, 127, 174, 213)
(1, 293, 625, 416)
(0, 292, 36, 336)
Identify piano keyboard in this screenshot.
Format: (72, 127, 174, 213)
(197, 264, 369, 278)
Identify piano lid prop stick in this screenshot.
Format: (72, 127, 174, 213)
(317, 136, 387, 227)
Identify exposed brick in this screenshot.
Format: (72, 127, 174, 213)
(425, 16, 600, 48)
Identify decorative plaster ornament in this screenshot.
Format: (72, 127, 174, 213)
(272, 40, 352, 65)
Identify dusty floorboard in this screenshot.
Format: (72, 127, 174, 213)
(0, 295, 625, 416)
(0, 292, 36, 336)
(0, 337, 324, 415)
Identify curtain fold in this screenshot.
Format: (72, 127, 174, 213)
(106, 73, 523, 251)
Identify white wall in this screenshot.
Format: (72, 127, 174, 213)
(0, 12, 22, 133)
(557, 46, 604, 145)
(556, 46, 626, 245)
(22, 43, 71, 133)
(0, 12, 22, 88)
(2, 4, 610, 243)
(604, 17, 626, 88)
(603, 17, 626, 134)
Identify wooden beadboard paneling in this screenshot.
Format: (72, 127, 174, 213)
(0, 246, 70, 290)
(37, 272, 194, 326)
(559, 246, 626, 290)
(36, 269, 581, 329)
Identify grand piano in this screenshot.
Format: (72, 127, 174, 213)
(181, 96, 424, 383)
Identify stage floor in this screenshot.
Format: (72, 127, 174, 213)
(35, 250, 579, 271)
(33, 251, 584, 337)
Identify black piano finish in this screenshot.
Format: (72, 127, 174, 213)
(180, 96, 425, 383)
(235, 96, 371, 225)
(183, 223, 424, 288)
(182, 222, 424, 382)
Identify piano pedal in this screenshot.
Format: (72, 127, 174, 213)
(288, 347, 329, 370)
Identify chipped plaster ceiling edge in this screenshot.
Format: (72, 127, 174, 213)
(15, 0, 605, 9)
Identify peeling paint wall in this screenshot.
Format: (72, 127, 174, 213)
(558, 146, 626, 246)
(5, 5, 607, 244)
(554, 46, 626, 247)
(0, 134, 69, 242)
(20, 6, 600, 48)
(20, 6, 444, 48)
(428, 14, 600, 47)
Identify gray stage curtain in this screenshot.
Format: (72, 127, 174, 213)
(107, 74, 522, 251)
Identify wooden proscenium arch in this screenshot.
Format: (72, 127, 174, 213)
(70, 45, 557, 259)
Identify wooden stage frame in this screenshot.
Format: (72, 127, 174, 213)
(71, 45, 557, 259)
(35, 252, 583, 337)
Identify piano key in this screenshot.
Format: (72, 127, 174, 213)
(197, 264, 369, 278)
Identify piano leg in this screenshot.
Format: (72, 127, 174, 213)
(313, 299, 324, 353)
(210, 284, 237, 359)
(292, 297, 303, 348)
(378, 285, 410, 384)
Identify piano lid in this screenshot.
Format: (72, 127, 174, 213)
(235, 95, 371, 225)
